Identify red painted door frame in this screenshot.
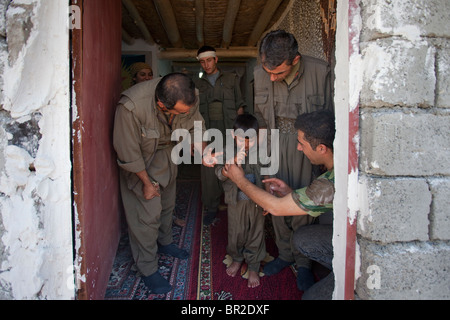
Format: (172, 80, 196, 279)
(344, 0, 359, 300)
(71, 0, 123, 300)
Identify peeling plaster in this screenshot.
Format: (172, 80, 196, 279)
(0, 1, 73, 299)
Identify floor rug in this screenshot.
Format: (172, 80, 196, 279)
(191, 208, 303, 300)
(104, 176, 309, 300)
(104, 179, 202, 300)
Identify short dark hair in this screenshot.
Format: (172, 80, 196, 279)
(197, 45, 216, 56)
(259, 30, 299, 70)
(233, 114, 259, 132)
(155, 73, 197, 109)
(294, 111, 335, 151)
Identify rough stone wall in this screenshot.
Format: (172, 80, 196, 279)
(0, 0, 73, 299)
(274, 0, 326, 61)
(355, 0, 450, 299)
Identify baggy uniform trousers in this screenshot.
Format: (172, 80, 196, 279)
(120, 147, 177, 277)
(226, 200, 266, 272)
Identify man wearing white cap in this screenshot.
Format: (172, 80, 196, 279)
(195, 46, 247, 225)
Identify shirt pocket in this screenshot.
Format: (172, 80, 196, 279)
(254, 89, 270, 127)
(306, 95, 325, 112)
(140, 127, 159, 157)
(254, 89, 269, 106)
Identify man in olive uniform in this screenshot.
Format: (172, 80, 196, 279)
(113, 73, 206, 294)
(253, 30, 333, 290)
(195, 46, 247, 225)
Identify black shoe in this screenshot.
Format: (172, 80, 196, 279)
(158, 243, 189, 259)
(142, 271, 172, 294)
(203, 209, 217, 226)
(263, 257, 292, 276)
(296, 267, 315, 291)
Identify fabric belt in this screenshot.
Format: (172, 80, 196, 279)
(157, 141, 174, 150)
(275, 116, 296, 134)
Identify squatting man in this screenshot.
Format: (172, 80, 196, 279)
(221, 110, 335, 299)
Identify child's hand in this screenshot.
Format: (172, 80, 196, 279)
(202, 148, 223, 167)
(235, 147, 247, 164)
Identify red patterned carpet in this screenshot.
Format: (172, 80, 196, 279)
(105, 169, 305, 300)
(189, 207, 303, 300)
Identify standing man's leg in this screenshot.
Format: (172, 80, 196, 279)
(119, 173, 172, 294)
(158, 165, 189, 259)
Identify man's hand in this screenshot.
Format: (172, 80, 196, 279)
(136, 170, 160, 200)
(222, 163, 244, 182)
(143, 181, 160, 200)
(262, 178, 292, 197)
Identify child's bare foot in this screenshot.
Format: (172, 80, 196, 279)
(226, 261, 242, 277)
(174, 218, 186, 227)
(248, 270, 261, 288)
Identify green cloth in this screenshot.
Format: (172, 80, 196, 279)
(291, 169, 335, 217)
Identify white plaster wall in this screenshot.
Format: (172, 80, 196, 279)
(332, 0, 363, 300)
(0, 1, 74, 299)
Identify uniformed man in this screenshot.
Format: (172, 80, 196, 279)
(195, 46, 247, 225)
(113, 73, 206, 294)
(253, 30, 334, 290)
(222, 110, 335, 297)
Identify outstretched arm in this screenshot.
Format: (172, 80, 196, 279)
(222, 164, 307, 216)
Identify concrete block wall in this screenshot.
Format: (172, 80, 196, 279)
(355, 0, 450, 299)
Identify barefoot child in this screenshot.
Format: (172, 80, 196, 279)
(215, 114, 267, 288)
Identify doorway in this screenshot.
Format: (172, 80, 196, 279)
(71, 0, 123, 300)
(69, 0, 357, 300)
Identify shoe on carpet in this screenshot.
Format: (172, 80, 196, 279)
(203, 209, 217, 226)
(263, 257, 292, 276)
(158, 243, 189, 259)
(296, 266, 315, 291)
(142, 271, 172, 294)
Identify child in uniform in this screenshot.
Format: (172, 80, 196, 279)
(215, 114, 267, 288)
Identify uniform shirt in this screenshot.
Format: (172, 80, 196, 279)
(194, 69, 247, 130)
(113, 78, 205, 188)
(253, 54, 333, 130)
(291, 169, 335, 217)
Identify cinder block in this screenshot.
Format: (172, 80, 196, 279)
(356, 239, 450, 300)
(360, 38, 435, 108)
(360, 111, 450, 176)
(436, 46, 450, 108)
(429, 178, 450, 240)
(357, 175, 430, 243)
(361, 0, 450, 41)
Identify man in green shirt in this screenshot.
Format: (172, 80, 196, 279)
(222, 110, 335, 298)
